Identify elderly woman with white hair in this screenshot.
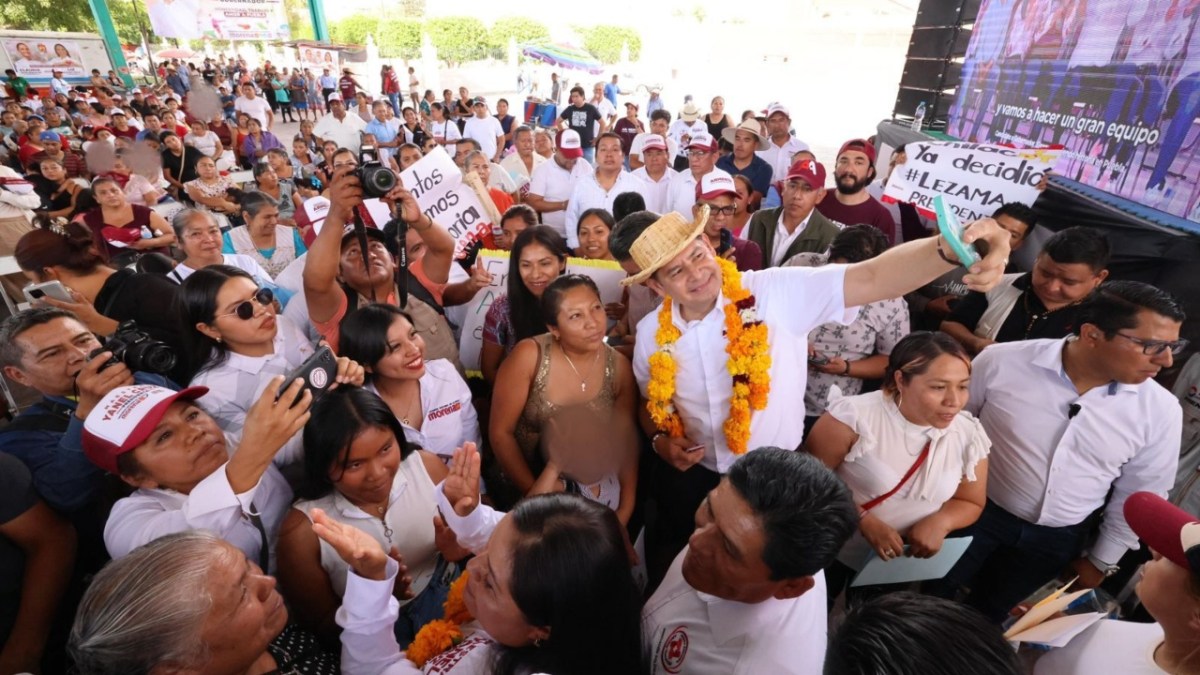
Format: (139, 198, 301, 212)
(69, 530, 338, 674)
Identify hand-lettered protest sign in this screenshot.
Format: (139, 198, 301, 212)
(400, 147, 496, 261)
(457, 250, 628, 374)
(882, 142, 1059, 223)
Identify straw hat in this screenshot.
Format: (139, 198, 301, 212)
(620, 206, 710, 287)
(721, 118, 769, 151)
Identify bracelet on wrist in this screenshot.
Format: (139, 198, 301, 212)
(935, 235, 959, 266)
(842, 359, 852, 376)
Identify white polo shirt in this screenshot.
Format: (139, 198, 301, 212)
(757, 136, 811, 184)
(234, 95, 272, 128)
(967, 338, 1181, 565)
(563, 170, 647, 248)
(527, 155, 594, 238)
(644, 549, 828, 674)
(633, 265, 856, 473)
(313, 111, 367, 154)
(632, 166, 676, 214)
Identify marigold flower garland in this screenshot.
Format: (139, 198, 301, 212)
(406, 571, 472, 667)
(647, 257, 771, 454)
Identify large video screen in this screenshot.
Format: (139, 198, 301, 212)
(946, 0, 1200, 223)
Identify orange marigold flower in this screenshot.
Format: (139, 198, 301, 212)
(406, 619, 464, 668)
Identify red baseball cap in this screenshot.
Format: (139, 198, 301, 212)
(695, 169, 738, 201)
(641, 135, 667, 152)
(837, 138, 877, 165)
(82, 385, 209, 474)
(686, 131, 718, 153)
(1124, 491, 1200, 578)
(556, 129, 583, 159)
(782, 158, 826, 191)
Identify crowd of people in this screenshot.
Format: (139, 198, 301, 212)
(0, 52, 1197, 675)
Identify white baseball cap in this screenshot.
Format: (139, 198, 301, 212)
(82, 385, 209, 474)
(556, 129, 583, 159)
(695, 169, 738, 200)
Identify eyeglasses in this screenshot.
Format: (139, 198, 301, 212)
(1112, 332, 1188, 356)
(703, 205, 737, 216)
(687, 150, 712, 158)
(217, 287, 274, 321)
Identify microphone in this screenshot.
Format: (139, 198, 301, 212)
(1068, 403, 1082, 419)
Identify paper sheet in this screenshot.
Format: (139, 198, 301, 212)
(1003, 585, 1091, 638)
(1006, 612, 1106, 647)
(850, 536, 973, 587)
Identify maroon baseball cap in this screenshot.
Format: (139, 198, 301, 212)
(82, 385, 210, 474)
(782, 158, 826, 191)
(1125, 491, 1200, 578)
(556, 129, 583, 159)
(837, 138, 877, 165)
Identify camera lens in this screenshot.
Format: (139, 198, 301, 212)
(126, 343, 178, 375)
(358, 164, 397, 198)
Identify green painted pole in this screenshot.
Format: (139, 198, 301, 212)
(87, 0, 136, 88)
(309, 0, 330, 42)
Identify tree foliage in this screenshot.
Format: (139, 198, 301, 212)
(424, 16, 488, 66)
(0, 0, 156, 50)
(330, 15, 380, 46)
(486, 16, 549, 59)
(377, 19, 422, 59)
(575, 25, 641, 64)
(283, 0, 315, 41)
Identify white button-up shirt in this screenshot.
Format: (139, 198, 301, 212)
(313, 111, 367, 154)
(366, 359, 480, 464)
(104, 459, 292, 572)
(632, 166, 676, 213)
(967, 338, 1181, 565)
(771, 211, 815, 267)
(563, 170, 648, 248)
(644, 549, 828, 674)
(633, 265, 857, 473)
(666, 170, 702, 216)
(189, 315, 316, 467)
(527, 155, 593, 237)
(757, 136, 811, 184)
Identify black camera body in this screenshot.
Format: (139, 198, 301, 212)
(90, 321, 177, 375)
(357, 145, 397, 198)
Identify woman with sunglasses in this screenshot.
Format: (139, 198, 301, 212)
(181, 265, 364, 467)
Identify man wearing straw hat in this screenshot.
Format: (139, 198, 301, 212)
(610, 205, 1012, 582)
(717, 119, 774, 203)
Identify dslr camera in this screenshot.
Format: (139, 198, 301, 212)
(357, 144, 397, 198)
(89, 321, 177, 375)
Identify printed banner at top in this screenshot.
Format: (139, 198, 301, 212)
(299, 47, 339, 74)
(143, 0, 291, 40)
(946, 0, 1200, 223)
(882, 141, 1059, 223)
(4, 40, 88, 79)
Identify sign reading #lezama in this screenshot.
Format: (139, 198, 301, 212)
(883, 141, 1059, 223)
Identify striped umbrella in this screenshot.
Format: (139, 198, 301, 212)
(520, 43, 604, 74)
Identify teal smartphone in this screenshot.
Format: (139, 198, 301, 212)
(934, 195, 982, 268)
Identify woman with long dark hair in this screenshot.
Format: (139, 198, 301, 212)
(338, 304, 479, 464)
(479, 225, 569, 384)
(180, 265, 362, 467)
(277, 386, 462, 647)
(314, 443, 648, 675)
(489, 275, 639, 515)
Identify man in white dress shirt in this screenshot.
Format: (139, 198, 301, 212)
(313, 92, 366, 155)
(563, 132, 645, 249)
(665, 132, 719, 216)
(644, 448, 857, 674)
(756, 102, 810, 184)
(526, 129, 593, 240)
(631, 134, 675, 213)
(609, 205, 1013, 582)
(930, 281, 1185, 622)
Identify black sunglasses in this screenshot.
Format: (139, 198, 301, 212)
(217, 287, 274, 321)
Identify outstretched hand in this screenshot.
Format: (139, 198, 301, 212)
(311, 507, 391, 582)
(443, 442, 482, 518)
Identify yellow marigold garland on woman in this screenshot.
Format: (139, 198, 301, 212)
(646, 256, 771, 454)
(406, 572, 473, 667)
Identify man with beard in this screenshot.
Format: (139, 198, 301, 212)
(816, 139, 897, 245)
